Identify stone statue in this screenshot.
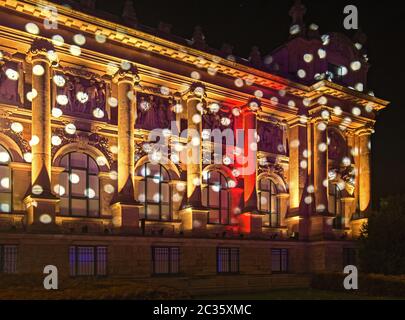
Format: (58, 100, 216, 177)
(192, 26, 206, 49)
(79, 0, 96, 9)
(289, 0, 306, 25)
(122, 0, 137, 25)
(0, 63, 19, 104)
(249, 46, 262, 67)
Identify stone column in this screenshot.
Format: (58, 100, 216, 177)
(239, 99, 262, 234)
(309, 116, 334, 240)
(186, 83, 205, 208)
(111, 66, 141, 231)
(313, 117, 328, 212)
(24, 39, 58, 227)
(277, 193, 290, 227)
(358, 128, 373, 213)
(180, 83, 208, 231)
(287, 117, 309, 239)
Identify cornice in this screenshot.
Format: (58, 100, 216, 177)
(0, 0, 390, 113)
(0, 0, 309, 95)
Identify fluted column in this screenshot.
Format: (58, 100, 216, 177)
(111, 65, 141, 231)
(313, 117, 328, 212)
(287, 116, 309, 239)
(238, 99, 262, 234)
(358, 128, 373, 213)
(242, 102, 259, 212)
(24, 39, 58, 227)
(27, 40, 55, 195)
(180, 83, 208, 232)
(113, 67, 138, 202)
(186, 83, 205, 208)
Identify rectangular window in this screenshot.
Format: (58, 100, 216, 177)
(272, 249, 288, 273)
(217, 247, 239, 274)
(152, 247, 180, 275)
(343, 248, 357, 267)
(69, 246, 107, 277)
(0, 245, 18, 274)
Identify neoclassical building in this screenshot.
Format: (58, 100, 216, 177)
(0, 0, 388, 290)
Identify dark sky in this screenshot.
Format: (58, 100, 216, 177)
(93, 0, 405, 206)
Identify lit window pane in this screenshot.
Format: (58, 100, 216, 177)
(71, 170, 87, 197)
(89, 199, 99, 217)
(209, 210, 220, 224)
(89, 175, 99, 198)
(60, 198, 69, 215)
(88, 157, 98, 174)
(161, 183, 169, 203)
(70, 153, 87, 168)
(0, 167, 11, 192)
(72, 199, 87, 216)
(147, 205, 159, 220)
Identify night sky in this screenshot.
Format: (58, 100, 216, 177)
(91, 0, 404, 207)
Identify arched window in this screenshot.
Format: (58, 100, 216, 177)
(258, 178, 279, 227)
(329, 182, 343, 229)
(202, 171, 230, 225)
(59, 152, 100, 217)
(136, 162, 172, 221)
(0, 145, 12, 213)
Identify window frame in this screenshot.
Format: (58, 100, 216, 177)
(271, 248, 289, 274)
(216, 247, 240, 274)
(138, 162, 173, 221)
(329, 183, 343, 229)
(202, 171, 230, 225)
(0, 145, 13, 214)
(258, 178, 280, 227)
(59, 152, 100, 217)
(152, 246, 180, 276)
(69, 245, 107, 277)
(0, 244, 18, 274)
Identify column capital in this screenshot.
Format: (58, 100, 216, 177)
(26, 39, 56, 65)
(187, 82, 207, 100)
(355, 125, 375, 137)
(112, 65, 140, 84)
(287, 115, 309, 128)
(242, 98, 262, 114)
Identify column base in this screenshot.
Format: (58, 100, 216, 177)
(238, 212, 262, 235)
(111, 202, 141, 234)
(179, 207, 208, 231)
(308, 214, 335, 241)
(24, 195, 59, 232)
(350, 217, 368, 239)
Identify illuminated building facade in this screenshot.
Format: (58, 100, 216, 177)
(0, 0, 388, 291)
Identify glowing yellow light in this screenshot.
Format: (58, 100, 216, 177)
(25, 23, 39, 35)
(52, 35, 64, 47)
(104, 184, 115, 194)
(51, 136, 62, 146)
(65, 123, 76, 135)
(11, 122, 23, 133)
(52, 107, 63, 118)
(29, 135, 40, 147)
(5, 68, 19, 80)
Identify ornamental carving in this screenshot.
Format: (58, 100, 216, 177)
(328, 129, 347, 161)
(257, 121, 286, 155)
(136, 93, 175, 131)
(203, 109, 234, 131)
(56, 72, 107, 118)
(0, 118, 30, 154)
(51, 129, 113, 166)
(0, 58, 20, 105)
